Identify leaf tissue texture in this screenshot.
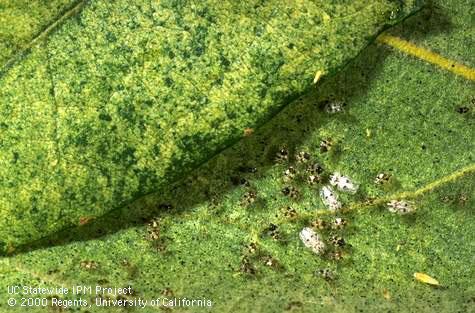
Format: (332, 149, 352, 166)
(0, 0, 78, 67)
(0, 0, 421, 250)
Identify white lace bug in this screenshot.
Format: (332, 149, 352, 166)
(320, 185, 342, 211)
(299, 227, 326, 255)
(329, 172, 358, 194)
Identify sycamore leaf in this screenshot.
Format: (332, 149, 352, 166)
(0, 1, 473, 312)
(0, 0, 422, 250)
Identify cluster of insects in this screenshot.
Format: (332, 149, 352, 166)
(277, 147, 326, 196)
(283, 166, 297, 182)
(386, 200, 415, 215)
(80, 260, 99, 270)
(161, 288, 174, 297)
(317, 268, 335, 281)
(232, 164, 260, 208)
(264, 223, 281, 241)
(282, 206, 298, 219)
(295, 151, 311, 163)
(238, 242, 281, 276)
(275, 146, 290, 163)
(281, 186, 300, 200)
(232, 135, 418, 283)
(441, 193, 469, 206)
(146, 218, 161, 241)
(374, 172, 391, 185)
(240, 256, 257, 275)
(145, 217, 168, 252)
(240, 190, 258, 206)
(318, 98, 347, 114)
(319, 172, 359, 211)
(238, 146, 327, 210)
(300, 215, 350, 270)
(457, 107, 469, 114)
(238, 142, 355, 214)
(231, 144, 359, 276)
(276, 145, 358, 213)
(319, 138, 333, 153)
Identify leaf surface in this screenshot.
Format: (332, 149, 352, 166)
(0, 0, 421, 249)
(1, 0, 474, 312)
(0, 0, 79, 69)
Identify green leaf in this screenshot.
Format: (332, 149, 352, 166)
(0, 0, 80, 70)
(1, 1, 473, 312)
(0, 0, 421, 250)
